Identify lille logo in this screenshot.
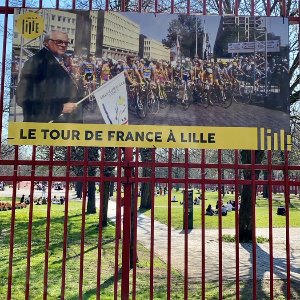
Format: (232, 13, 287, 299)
(16, 11, 44, 39)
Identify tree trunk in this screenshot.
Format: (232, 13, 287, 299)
(75, 181, 83, 199)
(86, 147, 99, 214)
(140, 149, 152, 210)
(262, 170, 269, 198)
(87, 181, 96, 214)
(102, 181, 110, 227)
(239, 150, 265, 242)
(102, 147, 117, 227)
(109, 181, 115, 197)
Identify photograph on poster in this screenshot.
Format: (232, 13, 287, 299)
(9, 9, 291, 149)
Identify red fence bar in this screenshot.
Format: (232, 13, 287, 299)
(96, 148, 106, 300)
(43, 147, 54, 300)
(203, 0, 206, 15)
(149, 148, 155, 299)
(132, 148, 139, 300)
(234, 0, 239, 16)
(184, 148, 189, 300)
(201, 149, 206, 300)
(121, 147, 133, 300)
(25, 146, 37, 300)
(78, 148, 88, 299)
(251, 0, 254, 16)
(167, 148, 172, 300)
(187, 0, 190, 15)
(7, 147, 19, 300)
(266, 0, 270, 16)
(219, 0, 222, 15)
(267, 150, 274, 299)
(234, 150, 240, 300)
(60, 148, 71, 300)
(251, 151, 257, 300)
(217, 150, 223, 299)
(114, 148, 123, 300)
(284, 150, 291, 299)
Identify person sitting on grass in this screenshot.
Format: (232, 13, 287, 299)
(25, 195, 30, 205)
(226, 201, 233, 212)
(20, 194, 25, 204)
(171, 195, 177, 202)
(60, 196, 65, 205)
(193, 197, 200, 205)
(205, 204, 215, 216)
(221, 205, 228, 216)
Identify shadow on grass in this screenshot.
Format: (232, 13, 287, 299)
(68, 268, 122, 300)
(240, 243, 300, 299)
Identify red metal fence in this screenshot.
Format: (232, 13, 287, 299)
(0, 1, 300, 300)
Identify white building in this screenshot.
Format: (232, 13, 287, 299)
(143, 38, 170, 62)
(97, 12, 140, 59)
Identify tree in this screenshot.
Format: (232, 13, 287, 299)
(102, 147, 117, 226)
(139, 148, 152, 210)
(162, 15, 205, 58)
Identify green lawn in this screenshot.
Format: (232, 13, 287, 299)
(142, 190, 300, 230)
(1, 198, 299, 299)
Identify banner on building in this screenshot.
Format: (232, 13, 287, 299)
(228, 40, 280, 53)
(9, 10, 291, 150)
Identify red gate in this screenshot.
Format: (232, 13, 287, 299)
(0, 1, 299, 299)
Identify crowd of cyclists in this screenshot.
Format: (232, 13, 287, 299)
(12, 51, 288, 120)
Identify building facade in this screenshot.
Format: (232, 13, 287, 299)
(143, 38, 170, 62)
(96, 12, 140, 59)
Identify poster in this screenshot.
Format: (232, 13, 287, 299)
(9, 9, 291, 150)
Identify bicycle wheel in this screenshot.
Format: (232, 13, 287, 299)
(147, 91, 159, 114)
(200, 91, 210, 108)
(136, 92, 148, 119)
(181, 88, 191, 110)
(209, 88, 220, 106)
(238, 83, 252, 104)
(221, 90, 233, 108)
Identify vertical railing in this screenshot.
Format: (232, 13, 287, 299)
(0, 1, 299, 299)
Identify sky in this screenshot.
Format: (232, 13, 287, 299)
(121, 13, 221, 49)
(121, 13, 289, 49)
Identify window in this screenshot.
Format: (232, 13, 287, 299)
(51, 15, 55, 21)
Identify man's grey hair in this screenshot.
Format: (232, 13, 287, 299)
(43, 30, 68, 43)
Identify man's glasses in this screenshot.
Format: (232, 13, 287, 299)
(49, 39, 69, 46)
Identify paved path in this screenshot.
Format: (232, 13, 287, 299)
(107, 200, 300, 281)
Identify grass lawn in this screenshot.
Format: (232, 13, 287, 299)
(1, 199, 300, 299)
(141, 190, 300, 230)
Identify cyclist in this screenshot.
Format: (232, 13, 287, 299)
(100, 57, 111, 85)
(80, 54, 96, 85)
(124, 55, 142, 85)
(140, 58, 155, 82)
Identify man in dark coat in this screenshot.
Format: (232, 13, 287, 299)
(16, 30, 83, 123)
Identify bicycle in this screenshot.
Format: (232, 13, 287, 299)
(127, 83, 148, 119)
(146, 81, 159, 114)
(192, 79, 210, 108)
(208, 82, 232, 108)
(156, 80, 168, 109)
